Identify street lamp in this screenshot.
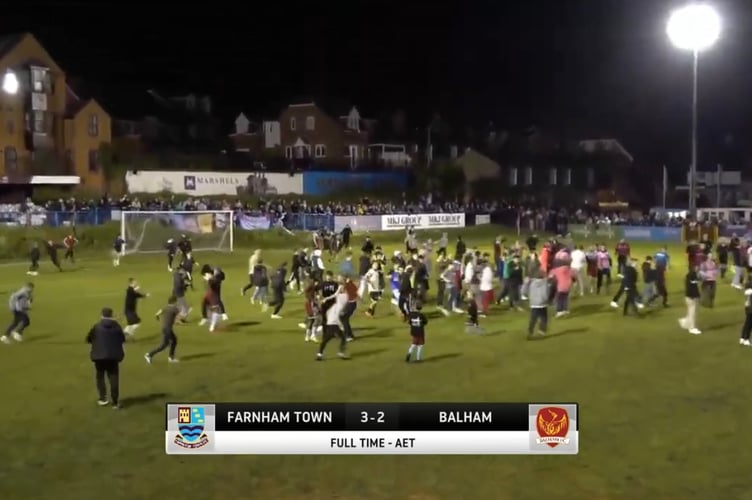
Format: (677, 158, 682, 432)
(667, 3, 721, 216)
(2, 69, 18, 95)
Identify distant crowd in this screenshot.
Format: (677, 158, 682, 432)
(0, 194, 729, 229)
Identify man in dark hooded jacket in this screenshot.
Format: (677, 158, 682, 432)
(86, 307, 126, 409)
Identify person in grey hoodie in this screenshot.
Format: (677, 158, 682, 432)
(527, 271, 549, 336)
(2, 283, 34, 344)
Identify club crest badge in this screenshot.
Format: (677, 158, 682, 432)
(535, 407, 570, 448)
(175, 406, 209, 449)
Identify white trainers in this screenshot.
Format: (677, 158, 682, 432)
(689, 328, 702, 335)
(741, 339, 751, 346)
(144, 353, 152, 364)
(221, 313, 229, 321)
(0, 336, 11, 344)
(637, 303, 645, 310)
(271, 314, 282, 319)
(261, 304, 269, 313)
(97, 400, 109, 406)
(678, 318, 688, 330)
(298, 323, 307, 329)
(610, 301, 618, 308)
(11, 332, 23, 342)
(198, 318, 207, 326)
(168, 357, 179, 363)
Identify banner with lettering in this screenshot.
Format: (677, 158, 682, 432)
(380, 213, 466, 231)
(238, 214, 271, 231)
(125, 171, 303, 196)
(334, 215, 382, 233)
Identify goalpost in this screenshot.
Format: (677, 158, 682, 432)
(120, 210, 235, 255)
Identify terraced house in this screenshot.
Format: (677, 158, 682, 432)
(0, 33, 111, 188)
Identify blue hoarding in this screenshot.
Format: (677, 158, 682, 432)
(621, 226, 682, 242)
(302, 171, 409, 196)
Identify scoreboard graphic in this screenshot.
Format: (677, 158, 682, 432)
(165, 403, 579, 455)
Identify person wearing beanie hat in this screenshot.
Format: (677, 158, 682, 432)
(86, 307, 126, 409)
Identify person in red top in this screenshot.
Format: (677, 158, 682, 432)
(341, 276, 359, 341)
(63, 233, 78, 264)
(615, 239, 631, 276)
(300, 282, 320, 343)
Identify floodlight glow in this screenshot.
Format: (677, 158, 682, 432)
(2, 70, 18, 95)
(667, 4, 721, 52)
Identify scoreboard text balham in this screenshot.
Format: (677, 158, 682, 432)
(165, 403, 579, 455)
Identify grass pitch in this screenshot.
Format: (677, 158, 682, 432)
(2, 228, 752, 500)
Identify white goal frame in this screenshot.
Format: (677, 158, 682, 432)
(119, 210, 235, 255)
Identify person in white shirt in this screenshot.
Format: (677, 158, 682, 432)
(363, 262, 383, 317)
(311, 249, 325, 282)
(570, 245, 587, 296)
(479, 259, 494, 316)
(316, 292, 350, 360)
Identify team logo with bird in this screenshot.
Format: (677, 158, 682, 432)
(535, 407, 570, 448)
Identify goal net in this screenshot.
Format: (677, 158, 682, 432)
(120, 210, 234, 255)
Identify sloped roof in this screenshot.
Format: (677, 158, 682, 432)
(0, 33, 25, 60)
(456, 148, 501, 182)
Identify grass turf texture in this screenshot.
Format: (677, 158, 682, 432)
(2, 226, 752, 500)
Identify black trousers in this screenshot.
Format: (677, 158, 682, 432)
(269, 289, 285, 314)
(648, 279, 669, 306)
(29, 258, 39, 272)
(528, 307, 548, 334)
(167, 252, 175, 268)
(341, 301, 357, 339)
(741, 312, 752, 340)
(622, 288, 639, 315)
(398, 294, 410, 318)
(596, 269, 611, 293)
(50, 255, 61, 270)
(436, 280, 446, 307)
(148, 329, 177, 358)
(617, 255, 627, 275)
(319, 324, 347, 354)
(94, 359, 120, 404)
(5, 311, 30, 336)
(701, 281, 716, 308)
(64, 248, 75, 262)
(286, 267, 301, 290)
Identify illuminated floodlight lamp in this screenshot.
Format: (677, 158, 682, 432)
(2, 70, 19, 95)
(666, 3, 721, 52)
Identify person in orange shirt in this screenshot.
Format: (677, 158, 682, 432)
(540, 245, 550, 274)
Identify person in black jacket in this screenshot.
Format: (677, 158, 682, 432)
(716, 240, 728, 279)
(269, 262, 288, 319)
(615, 258, 641, 316)
(287, 250, 303, 292)
(86, 307, 126, 409)
(679, 266, 702, 335)
(27, 241, 40, 276)
(740, 279, 752, 347)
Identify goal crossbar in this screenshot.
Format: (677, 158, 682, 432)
(120, 210, 234, 255)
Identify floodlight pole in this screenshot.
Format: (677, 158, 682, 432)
(689, 49, 699, 217)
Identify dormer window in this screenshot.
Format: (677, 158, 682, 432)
(290, 117, 296, 131)
(306, 116, 315, 130)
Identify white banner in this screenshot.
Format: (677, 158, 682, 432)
(380, 213, 466, 231)
(125, 171, 303, 196)
(475, 214, 491, 225)
(165, 430, 578, 455)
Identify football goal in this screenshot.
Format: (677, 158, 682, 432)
(120, 210, 234, 255)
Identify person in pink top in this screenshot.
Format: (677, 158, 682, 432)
(549, 264, 575, 317)
(595, 245, 612, 294)
(699, 254, 718, 308)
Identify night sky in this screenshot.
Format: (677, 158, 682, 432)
(4, 0, 752, 171)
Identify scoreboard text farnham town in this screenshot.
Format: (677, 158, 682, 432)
(165, 403, 579, 455)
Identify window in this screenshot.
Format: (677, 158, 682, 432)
(290, 117, 296, 131)
(4, 147, 17, 172)
(549, 167, 557, 186)
(306, 116, 315, 130)
(6, 119, 13, 135)
(586, 167, 595, 188)
(564, 168, 572, 186)
(32, 111, 45, 133)
(88, 114, 99, 137)
(314, 144, 326, 158)
(524, 166, 533, 185)
(508, 167, 518, 186)
(31, 67, 46, 92)
(284, 146, 292, 159)
(88, 149, 99, 172)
